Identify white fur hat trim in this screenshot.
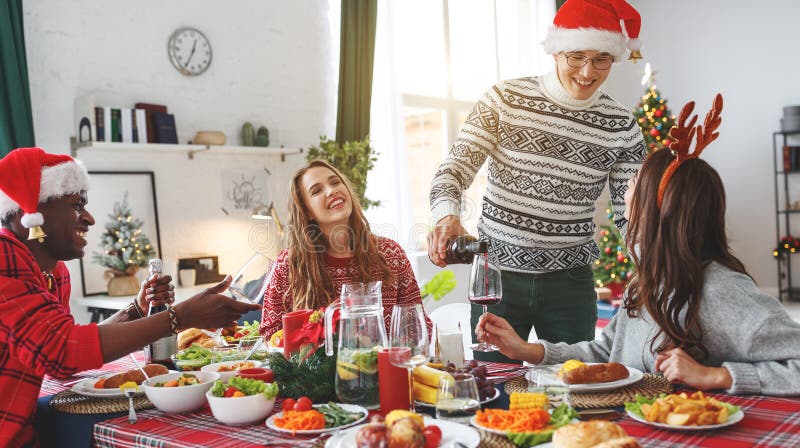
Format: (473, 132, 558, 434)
(0, 159, 89, 220)
(542, 26, 627, 60)
(20, 212, 44, 229)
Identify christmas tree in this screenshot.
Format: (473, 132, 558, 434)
(93, 193, 156, 272)
(633, 63, 676, 153)
(593, 202, 634, 288)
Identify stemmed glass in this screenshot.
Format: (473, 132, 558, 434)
(203, 253, 275, 345)
(468, 253, 503, 352)
(389, 304, 429, 412)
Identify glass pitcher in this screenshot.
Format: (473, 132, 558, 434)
(325, 281, 388, 409)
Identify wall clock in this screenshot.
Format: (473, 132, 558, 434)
(167, 27, 212, 76)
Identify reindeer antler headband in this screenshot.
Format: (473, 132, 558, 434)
(656, 93, 723, 209)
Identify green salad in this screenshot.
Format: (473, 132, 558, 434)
(506, 404, 577, 447)
(210, 376, 279, 399)
(173, 344, 213, 370)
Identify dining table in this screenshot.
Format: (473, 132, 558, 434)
(35, 355, 800, 448)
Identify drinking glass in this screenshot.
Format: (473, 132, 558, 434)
(528, 369, 571, 410)
(468, 253, 502, 352)
(435, 373, 480, 423)
(389, 304, 429, 412)
(203, 253, 275, 345)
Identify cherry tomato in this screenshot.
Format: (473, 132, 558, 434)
(294, 396, 313, 412)
(223, 386, 239, 398)
(281, 398, 296, 412)
(233, 332, 244, 338)
(423, 425, 442, 448)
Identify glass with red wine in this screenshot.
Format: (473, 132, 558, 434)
(468, 252, 502, 352)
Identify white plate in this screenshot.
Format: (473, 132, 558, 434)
(325, 416, 480, 448)
(71, 377, 145, 398)
(265, 403, 368, 435)
(525, 363, 643, 393)
(626, 408, 744, 431)
(415, 386, 500, 408)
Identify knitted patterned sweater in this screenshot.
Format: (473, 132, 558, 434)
(259, 236, 431, 339)
(430, 71, 646, 273)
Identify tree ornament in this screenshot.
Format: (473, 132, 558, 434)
(650, 128, 660, 136)
(654, 108, 664, 118)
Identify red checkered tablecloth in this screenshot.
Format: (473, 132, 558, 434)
(618, 392, 800, 448)
(40, 351, 145, 397)
(88, 362, 800, 448)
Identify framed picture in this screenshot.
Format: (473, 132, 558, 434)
(79, 171, 163, 296)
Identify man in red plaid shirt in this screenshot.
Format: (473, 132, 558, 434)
(0, 147, 259, 447)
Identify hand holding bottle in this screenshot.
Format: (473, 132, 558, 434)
(135, 274, 175, 313)
(427, 215, 468, 267)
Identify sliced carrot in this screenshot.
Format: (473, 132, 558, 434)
(474, 408, 551, 432)
(273, 409, 326, 432)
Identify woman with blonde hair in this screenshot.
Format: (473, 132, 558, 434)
(259, 159, 431, 338)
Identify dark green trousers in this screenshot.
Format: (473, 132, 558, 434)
(470, 265, 597, 364)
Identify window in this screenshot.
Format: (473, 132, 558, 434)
(372, 0, 554, 251)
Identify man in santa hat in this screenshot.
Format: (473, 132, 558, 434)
(428, 0, 646, 362)
(0, 147, 259, 446)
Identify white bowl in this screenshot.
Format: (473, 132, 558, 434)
(205, 388, 276, 425)
(141, 371, 219, 413)
(200, 360, 263, 382)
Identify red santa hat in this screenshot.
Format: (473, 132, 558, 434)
(542, 0, 643, 62)
(0, 147, 89, 240)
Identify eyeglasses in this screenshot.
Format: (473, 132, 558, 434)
(563, 53, 614, 70)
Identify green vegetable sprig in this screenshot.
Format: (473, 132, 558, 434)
(268, 345, 337, 402)
(317, 402, 365, 428)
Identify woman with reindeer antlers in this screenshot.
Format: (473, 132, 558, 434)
(476, 95, 800, 394)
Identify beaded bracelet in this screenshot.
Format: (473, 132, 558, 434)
(167, 306, 180, 334)
(125, 301, 144, 321)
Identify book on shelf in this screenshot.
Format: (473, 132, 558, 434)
(783, 146, 800, 172)
(94, 107, 105, 142)
(134, 103, 168, 143)
(121, 108, 133, 143)
(135, 109, 147, 143)
(152, 112, 178, 144)
(110, 109, 122, 142)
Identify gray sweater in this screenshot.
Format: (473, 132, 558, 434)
(540, 262, 800, 396)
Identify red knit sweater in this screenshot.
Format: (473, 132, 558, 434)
(0, 229, 104, 447)
(259, 237, 431, 339)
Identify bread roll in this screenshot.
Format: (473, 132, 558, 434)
(561, 362, 629, 385)
(177, 328, 210, 351)
(143, 363, 169, 378)
(593, 437, 640, 448)
(552, 421, 628, 448)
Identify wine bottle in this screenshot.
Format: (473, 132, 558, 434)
(444, 235, 489, 264)
(144, 258, 177, 368)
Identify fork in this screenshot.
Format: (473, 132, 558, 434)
(124, 389, 137, 424)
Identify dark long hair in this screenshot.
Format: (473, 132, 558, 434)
(285, 159, 391, 311)
(624, 148, 749, 360)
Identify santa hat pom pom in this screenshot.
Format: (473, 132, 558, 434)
(20, 212, 44, 229)
(627, 38, 642, 51)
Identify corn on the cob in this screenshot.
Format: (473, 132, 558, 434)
(412, 364, 453, 388)
(412, 380, 440, 404)
(509, 392, 549, 410)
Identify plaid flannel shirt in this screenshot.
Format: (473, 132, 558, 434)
(0, 229, 103, 447)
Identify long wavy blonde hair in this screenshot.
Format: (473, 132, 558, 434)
(286, 159, 391, 310)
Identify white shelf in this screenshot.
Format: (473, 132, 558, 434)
(70, 140, 304, 161)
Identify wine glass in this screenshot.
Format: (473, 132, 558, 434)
(435, 373, 480, 423)
(389, 304, 429, 412)
(203, 253, 275, 345)
(468, 253, 503, 352)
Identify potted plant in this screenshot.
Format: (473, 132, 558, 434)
(305, 135, 380, 210)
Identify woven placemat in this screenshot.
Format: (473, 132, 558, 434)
(48, 389, 155, 415)
(504, 373, 673, 408)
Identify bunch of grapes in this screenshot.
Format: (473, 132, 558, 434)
(446, 360, 494, 401)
